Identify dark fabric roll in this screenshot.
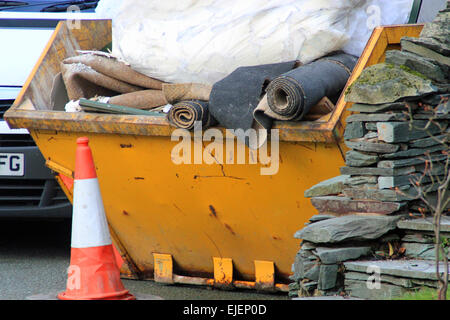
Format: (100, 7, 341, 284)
(208, 61, 300, 133)
(167, 100, 217, 130)
(265, 52, 358, 121)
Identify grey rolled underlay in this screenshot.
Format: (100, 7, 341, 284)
(266, 53, 358, 121)
(208, 61, 299, 133)
(167, 100, 217, 130)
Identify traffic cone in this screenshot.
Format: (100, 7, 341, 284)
(58, 137, 135, 300)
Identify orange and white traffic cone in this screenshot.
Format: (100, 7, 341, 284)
(58, 137, 135, 300)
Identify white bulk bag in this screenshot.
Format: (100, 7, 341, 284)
(99, 0, 413, 85)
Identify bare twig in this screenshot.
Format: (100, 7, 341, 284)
(402, 100, 449, 300)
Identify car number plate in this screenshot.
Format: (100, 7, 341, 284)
(0, 153, 24, 176)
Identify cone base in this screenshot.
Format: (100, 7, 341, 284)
(57, 290, 135, 300)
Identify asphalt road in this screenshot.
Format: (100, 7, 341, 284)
(0, 219, 288, 300)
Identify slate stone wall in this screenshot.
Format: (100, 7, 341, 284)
(290, 5, 449, 300)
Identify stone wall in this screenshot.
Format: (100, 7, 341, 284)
(289, 215, 450, 299)
(289, 5, 449, 300)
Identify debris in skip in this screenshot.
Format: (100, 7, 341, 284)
(59, 0, 415, 149)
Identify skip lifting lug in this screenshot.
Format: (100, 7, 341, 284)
(152, 253, 287, 292)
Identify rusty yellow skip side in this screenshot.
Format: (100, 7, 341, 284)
(5, 20, 423, 291)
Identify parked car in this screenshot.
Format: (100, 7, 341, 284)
(0, 1, 99, 218)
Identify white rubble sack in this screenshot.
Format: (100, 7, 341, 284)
(64, 100, 81, 112)
(342, 0, 414, 57)
(94, 0, 125, 19)
(99, 0, 413, 85)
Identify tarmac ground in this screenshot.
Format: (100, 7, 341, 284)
(0, 219, 288, 301)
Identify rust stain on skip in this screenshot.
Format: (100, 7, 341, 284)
(208, 205, 235, 235)
(224, 223, 236, 235)
(208, 205, 217, 218)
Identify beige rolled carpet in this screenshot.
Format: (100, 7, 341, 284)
(61, 62, 144, 101)
(162, 83, 212, 103)
(108, 90, 168, 110)
(167, 100, 217, 130)
(254, 93, 285, 121)
(64, 52, 164, 90)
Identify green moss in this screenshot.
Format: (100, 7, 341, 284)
(351, 63, 431, 90)
(393, 287, 449, 300)
(398, 64, 429, 80)
(344, 61, 435, 103)
(345, 83, 354, 95)
(442, 237, 450, 248)
(351, 64, 403, 86)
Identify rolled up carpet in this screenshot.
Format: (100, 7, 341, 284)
(167, 100, 217, 130)
(61, 62, 144, 101)
(264, 52, 358, 121)
(64, 52, 165, 90)
(108, 90, 168, 110)
(162, 83, 213, 103)
(208, 61, 299, 146)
